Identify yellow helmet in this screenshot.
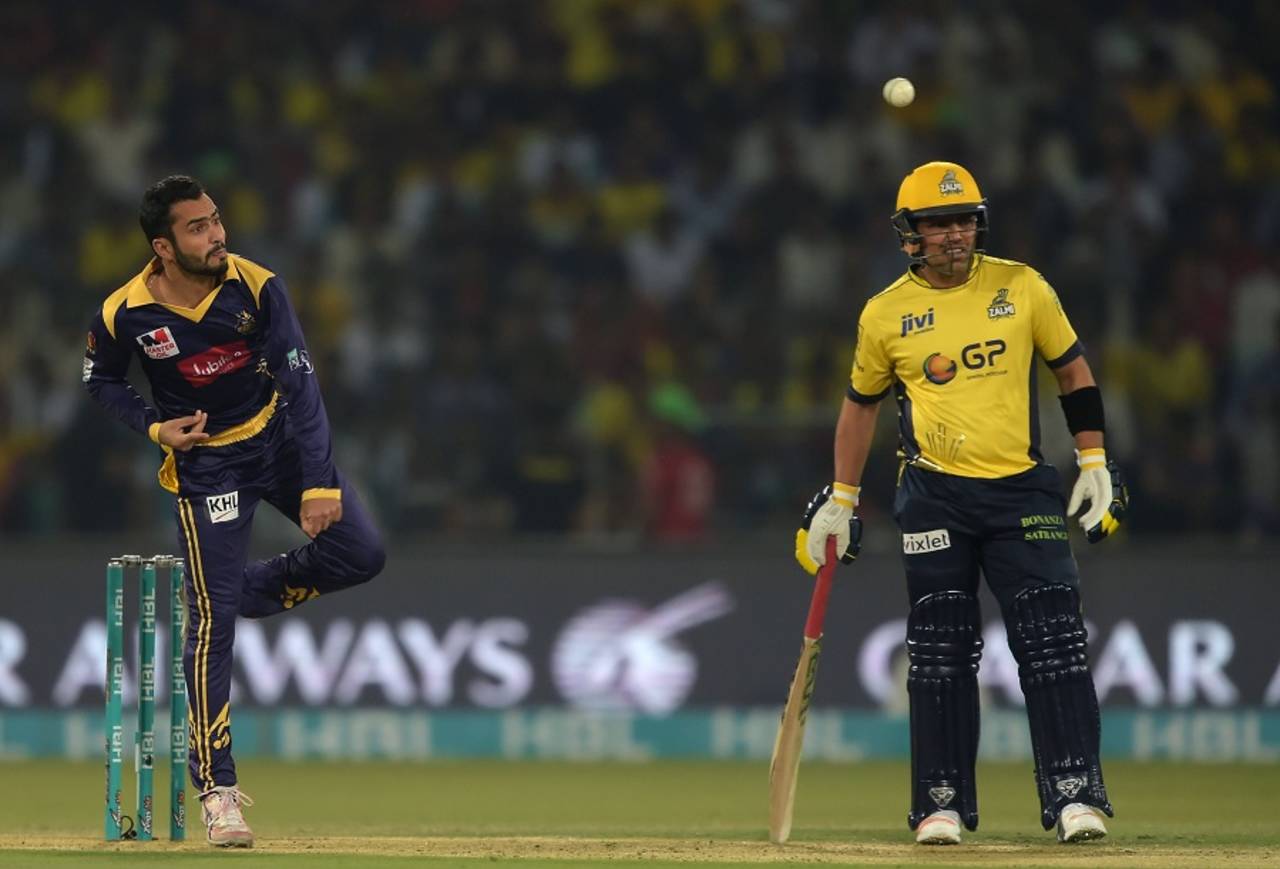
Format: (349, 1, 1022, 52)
(891, 161, 988, 261)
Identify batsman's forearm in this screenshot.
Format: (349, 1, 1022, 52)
(834, 397, 880, 486)
(1073, 430, 1104, 451)
(1053, 356, 1105, 452)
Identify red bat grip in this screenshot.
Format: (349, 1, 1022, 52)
(803, 537, 838, 640)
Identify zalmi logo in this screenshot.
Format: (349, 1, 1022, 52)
(938, 169, 964, 196)
(988, 287, 1016, 319)
(901, 307, 936, 337)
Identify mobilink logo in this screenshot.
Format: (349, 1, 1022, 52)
(901, 308, 936, 337)
(551, 583, 733, 714)
(178, 341, 254, 386)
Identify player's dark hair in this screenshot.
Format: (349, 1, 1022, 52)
(139, 175, 206, 243)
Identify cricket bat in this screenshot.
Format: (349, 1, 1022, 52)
(768, 536, 839, 844)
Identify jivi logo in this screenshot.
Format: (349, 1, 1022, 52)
(903, 529, 951, 554)
(207, 491, 240, 524)
(900, 308, 936, 337)
(551, 583, 733, 714)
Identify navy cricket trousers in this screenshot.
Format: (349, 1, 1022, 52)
(169, 412, 385, 790)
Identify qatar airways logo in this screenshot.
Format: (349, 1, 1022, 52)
(551, 583, 733, 714)
(178, 341, 255, 386)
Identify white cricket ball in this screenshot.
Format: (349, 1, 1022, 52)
(883, 77, 915, 108)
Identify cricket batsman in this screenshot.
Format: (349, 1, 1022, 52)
(84, 175, 387, 847)
(795, 162, 1128, 844)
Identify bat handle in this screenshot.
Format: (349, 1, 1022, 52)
(803, 537, 838, 640)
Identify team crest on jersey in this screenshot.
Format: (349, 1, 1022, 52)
(235, 309, 257, 335)
(988, 287, 1016, 319)
(85, 332, 97, 355)
(136, 327, 179, 359)
(938, 169, 964, 196)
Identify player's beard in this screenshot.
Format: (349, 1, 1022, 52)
(926, 245, 972, 278)
(174, 244, 228, 281)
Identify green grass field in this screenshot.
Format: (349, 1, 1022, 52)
(0, 760, 1276, 867)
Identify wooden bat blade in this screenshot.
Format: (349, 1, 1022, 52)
(769, 537, 838, 844)
(768, 633, 822, 844)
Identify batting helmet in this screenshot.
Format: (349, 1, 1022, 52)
(891, 161, 989, 263)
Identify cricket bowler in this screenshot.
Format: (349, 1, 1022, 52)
(84, 175, 387, 847)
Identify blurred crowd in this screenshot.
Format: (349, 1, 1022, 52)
(1, 0, 1278, 542)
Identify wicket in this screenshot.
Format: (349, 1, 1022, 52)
(104, 555, 187, 841)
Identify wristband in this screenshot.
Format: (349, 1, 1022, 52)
(831, 482, 860, 507)
(1076, 447, 1106, 470)
(1058, 385, 1105, 435)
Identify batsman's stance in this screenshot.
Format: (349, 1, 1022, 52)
(795, 162, 1127, 845)
(84, 176, 386, 847)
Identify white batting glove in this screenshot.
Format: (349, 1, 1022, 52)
(795, 483, 859, 575)
(1067, 448, 1125, 543)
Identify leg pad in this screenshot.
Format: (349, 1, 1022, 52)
(1008, 584, 1113, 829)
(907, 591, 982, 831)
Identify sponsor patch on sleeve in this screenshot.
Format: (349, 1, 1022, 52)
(286, 347, 314, 373)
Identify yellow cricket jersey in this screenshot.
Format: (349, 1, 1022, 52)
(849, 255, 1082, 479)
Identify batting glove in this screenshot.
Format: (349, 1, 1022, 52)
(1067, 448, 1129, 543)
(794, 483, 863, 575)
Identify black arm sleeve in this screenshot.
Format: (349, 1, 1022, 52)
(1058, 385, 1105, 435)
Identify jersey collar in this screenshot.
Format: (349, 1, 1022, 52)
(906, 253, 986, 291)
(124, 256, 243, 322)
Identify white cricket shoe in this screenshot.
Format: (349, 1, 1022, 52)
(200, 785, 255, 847)
(915, 810, 962, 845)
(1057, 802, 1107, 843)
